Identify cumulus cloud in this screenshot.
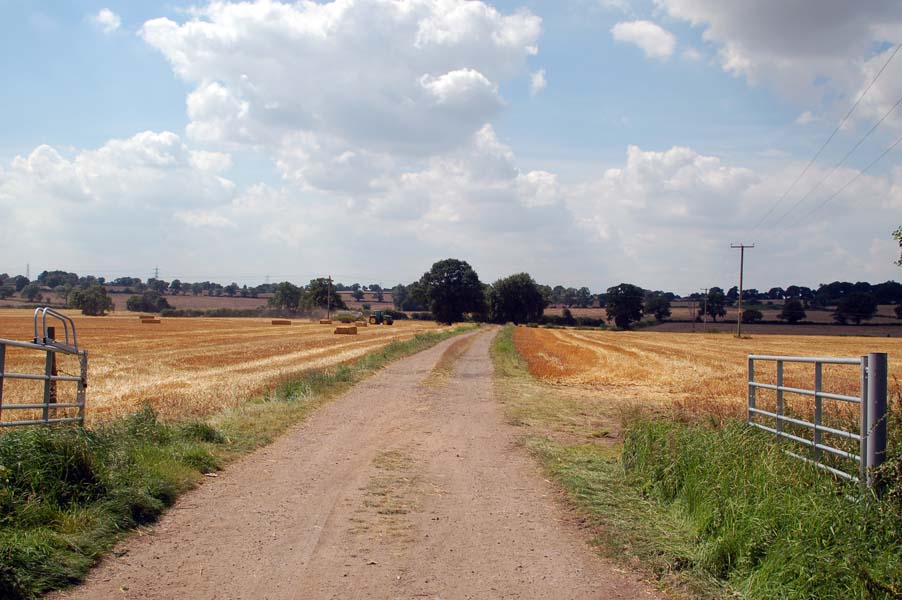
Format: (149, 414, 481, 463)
(654, 0, 902, 109)
(530, 69, 547, 95)
(611, 20, 676, 60)
(0, 132, 237, 269)
(91, 8, 121, 34)
(139, 0, 542, 194)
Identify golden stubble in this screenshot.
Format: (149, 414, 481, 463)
(512, 326, 902, 426)
(0, 310, 444, 424)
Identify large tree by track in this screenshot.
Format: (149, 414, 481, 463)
(488, 273, 548, 324)
(419, 259, 485, 324)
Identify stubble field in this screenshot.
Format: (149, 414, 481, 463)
(0, 310, 443, 425)
(513, 326, 902, 425)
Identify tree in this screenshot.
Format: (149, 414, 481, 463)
(13, 275, 29, 292)
(778, 299, 806, 324)
(833, 292, 878, 325)
(605, 283, 644, 329)
(224, 283, 239, 297)
(146, 278, 169, 294)
(37, 270, 78, 288)
(21, 284, 43, 302)
(419, 259, 485, 324)
(700, 288, 727, 321)
(644, 295, 672, 322)
(0, 285, 13, 299)
(125, 290, 170, 313)
(742, 308, 764, 324)
(894, 226, 902, 266)
(304, 278, 346, 311)
(268, 282, 302, 312)
(894, 305, 902, 320)
(767, 287, 785, 300)
(487, 273, 548, 324)
(374, 289, 385, 302)
(69, 285, 114, 316)
(576, 287, 593, 308)
(352, 289, 365, 301)
(170, 279, 182, 295)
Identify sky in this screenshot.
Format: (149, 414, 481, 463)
(2, 0, 902, 295)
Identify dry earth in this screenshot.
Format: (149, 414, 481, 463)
(50, 328, 659, 600)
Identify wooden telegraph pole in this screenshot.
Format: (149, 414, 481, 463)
(731, 243, 754, 337)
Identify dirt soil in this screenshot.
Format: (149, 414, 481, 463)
(51, 328, 660, 600)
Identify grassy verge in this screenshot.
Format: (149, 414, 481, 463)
(492, 325, 902, 599)
(0, 325, 474, 599)
(492, 325, 719, 597)
(624, 419, 902, 599)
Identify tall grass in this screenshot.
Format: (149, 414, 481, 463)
(623, 419, 902, 598)
(0, 325, 474, 599)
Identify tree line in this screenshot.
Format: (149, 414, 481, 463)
(1, 268, 901, 325)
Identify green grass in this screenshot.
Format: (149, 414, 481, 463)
(0, 325, 474, 599)
(624, 420, 902, 599)
(492, 324, 902, 599)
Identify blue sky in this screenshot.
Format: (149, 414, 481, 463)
(2, 0, 902, 293)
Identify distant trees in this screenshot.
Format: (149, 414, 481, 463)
(833, 293, 878, 325)
(20, 284, 43, 303)
(351, 289, 365, 301)
(605, 283, 644, 329)
(778, 299, 806, 324)
(742, 308, 764, 324)
(69, 285, 114, 316)
(305, 278, 346, 311)
(700, 288, 727, 321)
(487, 273, 548, 324)
(126, 291, 170, 313)
(37, 270, 78, 289)
(895, 305, 902, 320)
(268, 282, 303, 312)
(644, 295, 672, 322)
(419, 259, 485, 324)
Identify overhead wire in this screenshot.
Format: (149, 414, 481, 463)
(751, 42, 901, 232)
(772, 91, 902, 226)
(788, 132, 902, 227)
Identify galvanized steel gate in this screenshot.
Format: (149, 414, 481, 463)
(747, 352, 888, 489)
(0, 307, 88, 427)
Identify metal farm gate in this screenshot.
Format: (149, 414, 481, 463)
(0, 308, 88, 427)
(747, 352, 888, 489)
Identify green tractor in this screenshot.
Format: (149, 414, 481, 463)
(368, 310, 394, 325)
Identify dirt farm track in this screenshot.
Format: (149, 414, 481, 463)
(0, 310, 445, 425)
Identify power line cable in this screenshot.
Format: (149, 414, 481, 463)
(788, 132, 902, 226)
(772, 91, 902, 226)
(751, 42, 901, 232)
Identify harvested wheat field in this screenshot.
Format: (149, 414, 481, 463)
(0, 310, 443, 425)
(513, 326, 902, 423)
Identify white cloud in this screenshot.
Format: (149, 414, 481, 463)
(654, 0, 902, 109)
(91, 8, 121, 34)
(530, 69, 547, 95)
(140, 0, 542, 194)
(0, 132, 237, 270)
(681, 47, 702, 61)
(611, 20, 676, 60)
(795, 110, 819, 125)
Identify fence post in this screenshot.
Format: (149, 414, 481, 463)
(813, 362, 822, 461)
(77, 351, 88, 425)
(0, 342, 5, 421)
(860, 355, 869, 486)
(776, 360, 784, 433)
(867, 352, 888, 490)
(41, 326, 57, 424)
(747, 357, 755, 423)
